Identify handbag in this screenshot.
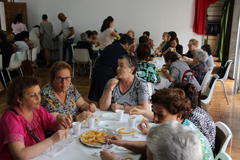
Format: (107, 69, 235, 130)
(21, 51, 34, 76)
(182, 70, 195, 83)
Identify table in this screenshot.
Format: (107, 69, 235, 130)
(31, 109, 154, 160)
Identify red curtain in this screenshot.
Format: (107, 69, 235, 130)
(193, 0, 219, 35)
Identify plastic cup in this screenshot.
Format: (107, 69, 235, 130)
(72, 122, 82, 135)
(87, 117, 95, 129)
(102, 144, 113, 153)
(116, 110, 124, 121)
(128, 116, 136, 128)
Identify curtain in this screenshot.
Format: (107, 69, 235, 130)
(217, 0, 235, 65)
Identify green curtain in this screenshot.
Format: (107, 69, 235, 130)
(217, 0, 235, 66)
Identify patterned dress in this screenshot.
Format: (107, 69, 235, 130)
(191, 63, 209, 85)
(183, 119, 214, 160)
(40, 82, 81, 118)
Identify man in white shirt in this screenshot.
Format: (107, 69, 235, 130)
(56, 13, 75, 64)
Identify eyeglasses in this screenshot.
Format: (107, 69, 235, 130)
(55, 77, 72, 82)
(187, 44, 193, 47)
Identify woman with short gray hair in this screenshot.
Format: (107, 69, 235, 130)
(99, 54, 150, 113)
(191, 49, 209, 85)
(147, 121, 202, 160)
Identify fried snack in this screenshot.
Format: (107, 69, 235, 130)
(81, 130, 107, 145)
(125, 157, 133, 160)
(65, 128, 68, 139)
(118, 128, 136, 134)
(95, 118, 99, 123)
(142, 118, 145, 122)
(84, 120, 88, 124)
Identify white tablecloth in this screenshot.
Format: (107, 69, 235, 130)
(31, 109, 154, 160)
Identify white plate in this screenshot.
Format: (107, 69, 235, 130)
(102, 113, 116, 119)
(116, 154, 135, 160)
(98, 120, 118, 128)
(55, 137, 75, 147)
(116, 127, 136, 135)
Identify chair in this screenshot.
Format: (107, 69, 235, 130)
(201, 66, 214, 91)
(215, 121, 232, 156)
(147, 82, 154, 111)
(215, 152, 232, 160)
(5, 53, 23, 82)
(217, 60, 233, 105)
(28, 47, 40, 76)
(72, 44, 92, 79)
(200, 74, 219, 112)
(0, 55, 7, 89)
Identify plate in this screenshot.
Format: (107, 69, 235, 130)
(98, 120, 118, 128)
(102, 113, 116, 119)
(55, 137, 75, 147)
(79, 128, 122, 148)
(116, 154, 135, 160)
(116, 127, 136, 135)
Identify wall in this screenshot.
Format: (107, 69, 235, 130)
(0, 2, 6, 31)
(15, 0, 202, 54)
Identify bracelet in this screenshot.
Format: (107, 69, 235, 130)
(113, 158, 118, 160)
(122, 104, 125, 111)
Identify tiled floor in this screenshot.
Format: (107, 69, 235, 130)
(0, 57, 239, 159)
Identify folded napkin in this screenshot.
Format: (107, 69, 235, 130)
(42, 146, 65, 157)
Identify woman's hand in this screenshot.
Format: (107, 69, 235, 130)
(88, 103, 97, 113)
(105, 134, 124, 146)
(137, 121, 151, 135)
(129, 107, 144, 116)
(108, 78, 118, 91)
(56, 113, 73, 128)
(161, 68, 167, 73)
(100, 151, 117, 160)
(76, 111, 93, 122)
(111, 103, 123, 112)
(50, 129, 66, 143)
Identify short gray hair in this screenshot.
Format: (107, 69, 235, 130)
(195, 49, 208, 63)
(147, 121, 202, 160)
(118, 54, 138, 74)
(80, 32, 88, 40)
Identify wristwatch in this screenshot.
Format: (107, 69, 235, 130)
(122, 104, 126, 111)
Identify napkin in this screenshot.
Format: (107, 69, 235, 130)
(42, 146, 65, 157)
(133, 132, 142, 138)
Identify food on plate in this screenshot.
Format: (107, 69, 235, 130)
(81, 130, 107, 145)
(95, 118, 99, 123)
(118, 128, 136, 134)
(142, 118, 145, 122)
(65, 128, 68, 139)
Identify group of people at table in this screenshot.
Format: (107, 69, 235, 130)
(0, 15, 216, 160)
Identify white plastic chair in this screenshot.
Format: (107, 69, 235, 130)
(201, 66, 214, 92)
(217, 60, 233, 105)
(72, 44, 92, 79)
(200, 74, 219, 112)
(0, 55, 7, 89)
(28, 47, 40, 76)
(147, 82, 154, 111)
(215, 152, 232, 160)
(5, 53, 23, 82)
(215, 121, 232, 156)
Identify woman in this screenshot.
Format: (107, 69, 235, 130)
(41, 61, 97, 122)
(29, 25, 41, 54)
(202, 44, 214, 67)
(40, 14, 53, 67)
(99, 16, 120, 52)
(162, 37, 183, 56)
(137, 44, 161, 88)
(13, 33, 29, 52)
(155, 32, 169, 56)
(191, 49, 209, 85)
(99, 54, 150, 113)
(183, 38, 199, 59)
(11, 13, 25, 35)
(21, 31, 35, 50)
(127, 30, 137, 45)
(128, 41, 137, 58)
(7, 32, 15, 44)
(101, 88, 214, 160)
(174, 82, 216, 152)
(0, 77, 69, 160)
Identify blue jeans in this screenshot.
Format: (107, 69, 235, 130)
(62, 38, 74, 64)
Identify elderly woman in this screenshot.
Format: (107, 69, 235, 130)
(7, 32, 15, 44)
(162, 37, 183, 56)
(155, 32, 170, 56)
(128, 41, 137, 58)
(100, 88, 214, 160)
(174, 82, 216, 152)
(99, 54, 150, 113)
(137, 44, 161, 88)
(127, 30, 138, 45)
(0, 77, 68, 160)
(191, 49, 209, 85)
(202, 44, 215, 67)
(13, 33, 29, 52)
(41, 61, 97, 122)
(182, 38, 199, 66)
(146, 121, 202, 160)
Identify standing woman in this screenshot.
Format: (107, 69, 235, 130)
(11, 14, 25, 35)
(29, 25, 41, 54)
(40, 14, 53, 67)
(99, 16, 120, 53)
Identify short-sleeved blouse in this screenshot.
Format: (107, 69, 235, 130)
(183, 119, 214, 160)
(99, 28, 114, 50)
(41, 82, 81, 117)
(102, 75, 150, 110)
(0, 106, 57, 160)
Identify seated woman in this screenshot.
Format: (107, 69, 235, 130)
(191, 49, 209, 85)
(21, 31, 35, 50)
(99, 54, 150, 113)
(155, 32, 170, 56)
(128, 41, 137, 58)
(7, 32, 15, 44)
(136, 44, 161, 88)
(100, 88, 214, 160)
(76, 32, 94, 59)
(0, 77, 69, 160)
(41, 61, 97, 122)
(162, 37, 183, 56)
(174, 82, 216, 152)
(182, 38, 199, 66)
(13, 33, 29, 52)
(143, 31, 154, 49)
(201, 44, 214, 67)
(127, 30, 138, 45)
(89, 30, 100, 46)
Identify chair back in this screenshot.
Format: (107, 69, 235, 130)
(215, 152, 232, 160)
(73, 48, 91, 63)
(29, 47, 38, 62)
(147, 82, 154, 111)
(215, 121, 232, 155)
(0, 55, 2, 70)
(221, 60, 233, 81)
(5, 53, 22, 71)
(201, 66, 214, 91)
(71, 44, 77, 62)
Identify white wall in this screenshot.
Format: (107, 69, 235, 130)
(15, 0, 202, 53)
